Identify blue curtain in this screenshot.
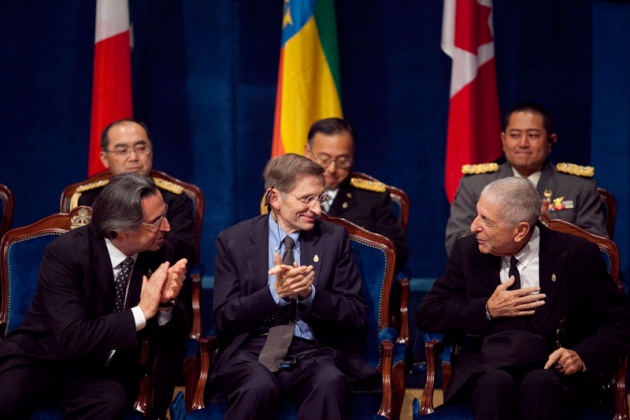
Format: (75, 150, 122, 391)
(1, 0, 628, 279)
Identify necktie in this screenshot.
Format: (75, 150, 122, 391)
(259, 236, 296, 372)
(114, 257, 134, 312)
(509, 256, 521, 290)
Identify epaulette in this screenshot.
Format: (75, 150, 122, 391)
(70, 179, 110, 210)
(154, 177, 184, 194)
(350, 177, 387, 193)
(75, 179, 110, 192)
(461, 162, 499, 175)
(556, 162, 594, 178)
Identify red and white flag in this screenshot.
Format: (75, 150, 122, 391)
(442, 0, 502, 203)
(88, 0, 132, 176)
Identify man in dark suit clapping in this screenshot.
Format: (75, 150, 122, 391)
(0, 173, 189, 419)
(209, 154, 373, 419)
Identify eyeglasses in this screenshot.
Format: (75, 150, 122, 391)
(314, 153, 353, 169)
(284, 192, 329, 207)
(142, 204, 168, 230)
(105, 142, 152, 158)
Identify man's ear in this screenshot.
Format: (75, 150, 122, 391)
(268, 188, 281, 209)
(99, 150, 111, 169)
(548, 133, 558, 149)
(513, 221, 532, 243)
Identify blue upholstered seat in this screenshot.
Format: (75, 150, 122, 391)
(172, 214, 407, 419)
(0, 207, 146, 419)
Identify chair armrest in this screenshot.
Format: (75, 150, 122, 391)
(377, 338, 394, 419)
(420, 335, 445, 415)
(395, 271, 410, 346)
(189, 264, 205, 341)
(613, 354, 629, 420)
(133, 340, 151, 415)
(189, 335, 218, 411)
(183, 337, 200, 411)
(392, 341, 408, 420)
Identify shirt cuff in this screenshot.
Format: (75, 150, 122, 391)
(269, 283, 291, 306)
(298, 285, 315, 307)
(131, 306, 147, 331)
(157, 307, 174, 326)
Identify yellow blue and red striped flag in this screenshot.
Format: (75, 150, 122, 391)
(271, 0, 343, 157)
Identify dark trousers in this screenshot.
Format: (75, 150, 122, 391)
(469, 367, 601, 420)
(211, 336, 351, 420)
(0, 355, 134, 420)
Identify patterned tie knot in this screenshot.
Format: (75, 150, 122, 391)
(282, 236, 295, 265)
(114, 257, 134, 312)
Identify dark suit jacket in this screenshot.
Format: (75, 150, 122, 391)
(327, 176, 408, 271)
(445, 160, 607, 253)
(211, 214, 370, 381)
(417, 224, 630, 402)
(79, 185, 197, 263)
(0, 224, 190, 392)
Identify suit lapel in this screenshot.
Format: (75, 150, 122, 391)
(470, 247, 502, 293)
(90, 230, 116, 313)
(529, 226, 567, 330)
(299, 223, 323, 286)
(246, 216, 271, 292)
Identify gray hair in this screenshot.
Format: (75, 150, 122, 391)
(92, 173, 159, 239)
(263, 153, 324, 192)
(480, 177, 541, 227)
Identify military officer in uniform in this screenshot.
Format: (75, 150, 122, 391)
(445, 103, 607, 254)
(69, 119, 196, 264)
(304, 117, 408, 271)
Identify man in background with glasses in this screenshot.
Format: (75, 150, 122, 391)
(304, 118, 408, 271)
(209, 154, 374, 419)
(74, 119, 196, 264)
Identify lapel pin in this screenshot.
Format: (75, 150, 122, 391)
(313, 254, 319, 263)
(551, 273, 557, 282)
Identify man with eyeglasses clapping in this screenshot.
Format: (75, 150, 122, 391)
(209, 154, 372, 419)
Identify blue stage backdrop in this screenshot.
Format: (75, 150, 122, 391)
(1, 0, 629, 282)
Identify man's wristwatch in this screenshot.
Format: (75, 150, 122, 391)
(159, 299, 176, 309)
(485, 303, 492, 321)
